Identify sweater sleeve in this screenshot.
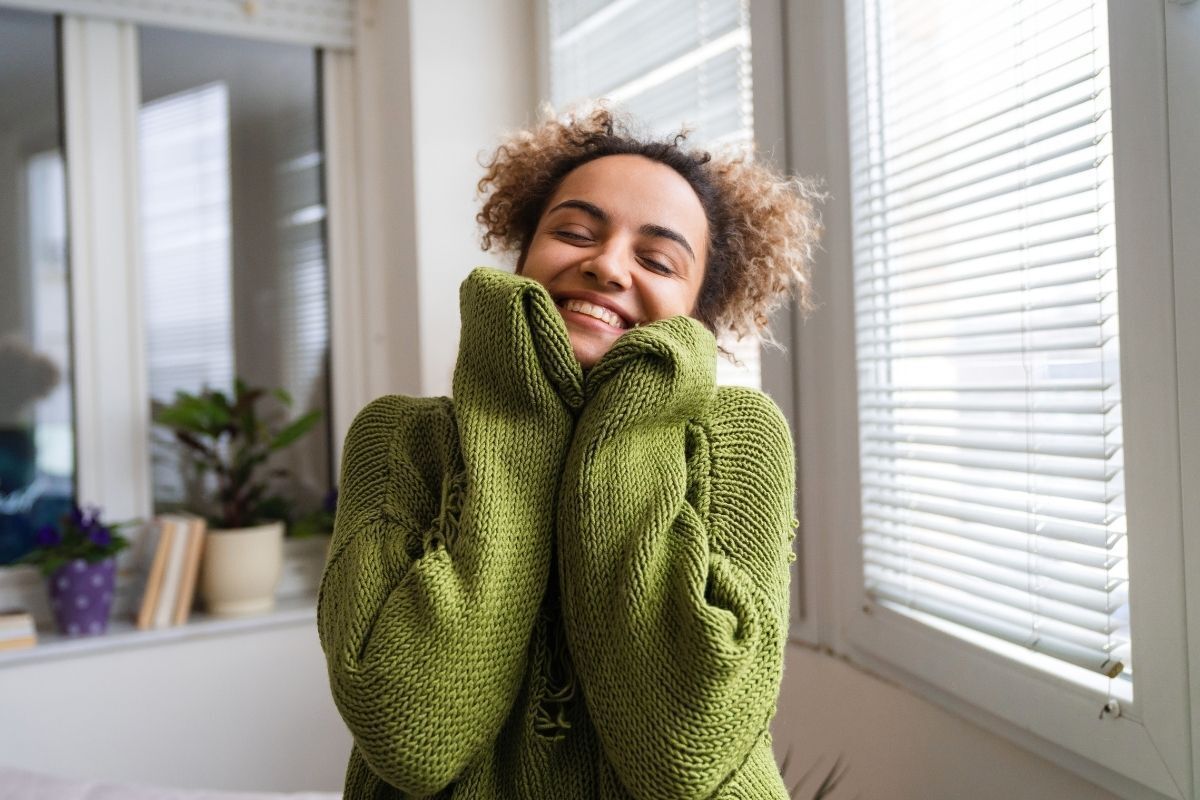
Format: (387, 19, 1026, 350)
(317, 268, 582, 797)
(557, 317, 795, 800)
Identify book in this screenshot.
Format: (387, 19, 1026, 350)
(171, 514, 207, 626)
(0, 635, 37, 652)
(152, 515, 191, 630)
(0, 610, 37, 651)
(136, 517, 178, 631)
(0, 609, 35, 632)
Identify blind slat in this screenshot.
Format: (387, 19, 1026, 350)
(857, 330, 1112, 360)
(860, 414, 1117, 439)
(863, 506, 1121, 569)
(853, 177, 1109, 250)
(853, 152, 1101, 236)
(853, 132, 1105, 219)
(856, 286, 1109, 329)
(863, 543, 1125, 624)
(861, 457, 1120, 503)
(862, 492, 1114, 549)
(856, 258, 1109, 309)
(861, 441, 1120, 484)
(867, 580, 1125, 678)
(873, 2, 1093, 128)
(862, 475, 1124, 528)
(857, 219, 1105, 283)
(862, 427, 1116, 460)
(865, 568, 1126, 651)
(858, 312, 1112, 348)
(862, 526, 1124, 592)
(868, 83, 1099, 186)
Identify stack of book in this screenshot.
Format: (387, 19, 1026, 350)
(136, 514, 208, 631)
(0, 609, 37, 652)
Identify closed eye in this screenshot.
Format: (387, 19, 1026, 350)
(640, 256, 674, 276)
(554, 229, 593, 243)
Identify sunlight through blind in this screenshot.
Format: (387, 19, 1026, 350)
(846, 0, 1130, 684)
(139, 82, 234, 504)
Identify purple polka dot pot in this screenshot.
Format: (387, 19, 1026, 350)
(48, 557, 117, 637)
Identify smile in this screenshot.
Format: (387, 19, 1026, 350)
(557, 298, 627, 330)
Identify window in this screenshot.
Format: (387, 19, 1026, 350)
(0, 7, 73, 566)
(137, 26, 332, 520)
(846, 0, 1130, 695)
(542, 0, 762, 387)
(795, 0, 1194, 794)
(0, 2, 353, 628)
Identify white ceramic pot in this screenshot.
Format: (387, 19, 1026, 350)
(199, 520, 285, 617)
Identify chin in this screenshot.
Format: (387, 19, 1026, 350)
(569, 338, 607, 371)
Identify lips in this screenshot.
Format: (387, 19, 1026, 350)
(552, 291, 636, 328)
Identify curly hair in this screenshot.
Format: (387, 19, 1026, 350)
(476, 105, 824, 355)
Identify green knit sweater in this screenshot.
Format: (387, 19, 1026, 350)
(317, 267, 797, 799)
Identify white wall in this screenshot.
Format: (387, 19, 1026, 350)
(0, 621, 348, 792)
(355, 0, 536, 400)
(771, 644, 1120, 800)
(407, 1, 537, 397)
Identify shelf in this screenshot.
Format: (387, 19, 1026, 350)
(0, 593, 317, 669)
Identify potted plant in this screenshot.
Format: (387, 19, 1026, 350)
(152, 378, 321, 618)
(17, 504, 135, 636)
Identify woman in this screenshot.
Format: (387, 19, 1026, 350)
(317, 106, 822, 799)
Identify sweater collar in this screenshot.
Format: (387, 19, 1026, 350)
(457, 268, 585, 413)
(582, 314, 718, 417)
(457, 267, 717, 417)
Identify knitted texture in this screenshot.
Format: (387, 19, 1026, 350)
(318, 267, 796, 799)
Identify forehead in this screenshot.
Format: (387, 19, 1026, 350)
(547, 154, 708, 235)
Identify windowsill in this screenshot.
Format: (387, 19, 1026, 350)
(0, 593, 317, 669)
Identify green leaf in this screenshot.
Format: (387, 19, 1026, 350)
(273, 387, 293, 407)
(155, 393, 232, 435)
(268, 410, 322, 451)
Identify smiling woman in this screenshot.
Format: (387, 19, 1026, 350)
(317, 105, 824, 799)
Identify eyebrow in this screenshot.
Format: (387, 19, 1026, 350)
(547, 199, 697, 264)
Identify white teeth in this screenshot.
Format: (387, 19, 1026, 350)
(561, 299, 625, 329)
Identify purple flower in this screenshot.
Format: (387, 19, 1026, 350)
(83, 505, 102, 529)
(35, 524, 61, 549)
(88, 525, 112, 547)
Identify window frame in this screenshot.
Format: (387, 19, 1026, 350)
(60, 12, 368, 522)
(747, 0, 816, 643)
(0, 2, 381, 616)
(785, 0, 1195, 797)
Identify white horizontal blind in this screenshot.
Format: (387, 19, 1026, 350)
(546, 0, 761, 387)
(139, 82, 235, 504)
(548, 0, 751, 145)
(1, 0, 354, 48)
(846, 0, 1130, 683)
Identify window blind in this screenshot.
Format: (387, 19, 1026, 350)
(548, 0, 751, 145)
(1, 0, 354, 49)
(546, 0, 760, 387)
(845, 0, 1130, 683)
(139, 82, 236, 505)
(140, 82, 236, 407)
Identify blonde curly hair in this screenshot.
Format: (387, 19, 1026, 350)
(476, 105, 824, 354)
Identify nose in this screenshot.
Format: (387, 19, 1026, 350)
(581, 244, 633, 290)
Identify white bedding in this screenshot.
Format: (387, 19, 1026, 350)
(0, 766, 342, 800)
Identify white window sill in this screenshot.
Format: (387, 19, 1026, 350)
(0, 534, 329, 669)
(0, 593, 317, 669)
